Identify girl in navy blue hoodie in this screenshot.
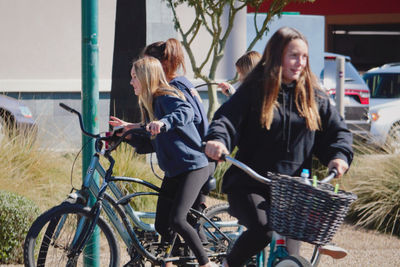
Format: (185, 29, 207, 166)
(143, 38, 214, 243)
(109, 56, 215, 267)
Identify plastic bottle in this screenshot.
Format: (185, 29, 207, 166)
(300, 169, 312, 185)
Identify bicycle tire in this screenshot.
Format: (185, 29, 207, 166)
(200, 203, 243, 263)
(24, 202, 120, 267)
(273, 255, 311, 267)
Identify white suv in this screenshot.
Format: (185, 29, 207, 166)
(363, 63, 400, 152)
(321, 53, 371, 137)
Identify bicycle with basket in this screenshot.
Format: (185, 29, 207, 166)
(23, 103, 240, 267)
(219, 153, 357, 267)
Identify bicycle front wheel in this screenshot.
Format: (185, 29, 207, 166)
(274, 255, 311, 267)
(24, 202, 119, 267)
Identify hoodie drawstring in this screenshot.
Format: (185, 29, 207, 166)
(287, 90, 293, 153)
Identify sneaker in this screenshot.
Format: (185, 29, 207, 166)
(319, 244, 348, 259)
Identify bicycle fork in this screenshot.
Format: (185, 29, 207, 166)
(67, 201, 103, 261)
(265, 232, 289, 267)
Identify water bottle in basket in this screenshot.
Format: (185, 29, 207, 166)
(300, 168, 312, 185)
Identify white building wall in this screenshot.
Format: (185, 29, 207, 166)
(0, 0, 116, 93)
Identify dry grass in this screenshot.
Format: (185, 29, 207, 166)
(0, 131, 80, 211)
(343, 153, 400, 235)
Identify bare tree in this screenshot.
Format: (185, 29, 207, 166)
(165, 0, 314, 119)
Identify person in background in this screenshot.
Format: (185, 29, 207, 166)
(110, 56, 216, 267)
(218, 51, 261, 96)
(204, 27, 353, 267)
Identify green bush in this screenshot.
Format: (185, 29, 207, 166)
(0, 190, 39, 264)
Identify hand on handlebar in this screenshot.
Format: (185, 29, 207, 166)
(109, 116, 141, 139)
(146, 121, 165, 136)
(327, 158, 349, 178)
(218, 82, 235, 96)
(205, 140, 229, 162)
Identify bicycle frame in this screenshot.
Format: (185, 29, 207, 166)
(68, 151, 233, 265)
(52, 103, 237, 265)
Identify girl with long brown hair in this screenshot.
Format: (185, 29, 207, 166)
(204, 27, 353, 267)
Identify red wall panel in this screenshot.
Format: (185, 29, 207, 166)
(248, 0, 400, 15)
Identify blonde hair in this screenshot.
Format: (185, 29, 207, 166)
(133, 56, 184, 121)
(250, 27, 321, 131)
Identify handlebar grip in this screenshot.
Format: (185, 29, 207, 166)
(201, 142, 206, 152)
(321, 167, 338, 183)
(220, 153, 227, 161)
(59, 103, 77, 114)
(329, 168, 338, 178)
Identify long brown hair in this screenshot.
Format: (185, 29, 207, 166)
(142, 38, 186, 81)
(133, 57, 185, 122)
(248, 27, 321, 131)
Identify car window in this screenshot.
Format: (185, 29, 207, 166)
(364, 73, 400, 98)
(322, 59, 365, 89)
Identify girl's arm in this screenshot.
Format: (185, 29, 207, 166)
(108, 116, 154, 153)
(204, 85, 251, 152)
(314, 92, 353, 171)
(109, 116, 141, 139)
(154, 95, 194, 131)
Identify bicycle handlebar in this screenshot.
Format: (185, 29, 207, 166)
(106, 127, 152, 153)
(59, 103, 99, 139)
(59, 102, 161, 154)
(223, 154, 271, 184)
(194, 82, 220, 89)
(321, 168, 338, 183)
(220, 153, 338, 186)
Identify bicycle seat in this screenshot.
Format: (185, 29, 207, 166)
(319, 244, 348, 259)
(201, 176, 216, 194)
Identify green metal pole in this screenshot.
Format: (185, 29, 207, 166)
(82, 0, 99, 266)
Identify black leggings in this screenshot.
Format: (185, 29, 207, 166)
(226, 190, 272, 267)
(155, 166, 210, 265)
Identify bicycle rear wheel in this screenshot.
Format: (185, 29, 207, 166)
(24, 202, 119, 267)
(200, 203, 243, 263)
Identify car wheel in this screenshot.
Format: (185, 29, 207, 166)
(386, 123, 400, 154)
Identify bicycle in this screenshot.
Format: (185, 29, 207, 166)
(23, 103, 237, 267)
(215, 153, 357, 267)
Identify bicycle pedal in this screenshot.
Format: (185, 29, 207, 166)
(319, 244, 348, 259)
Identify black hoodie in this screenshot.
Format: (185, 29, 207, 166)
(205, 82, 353, 193)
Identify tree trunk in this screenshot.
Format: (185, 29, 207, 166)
(207, 84, 220, 121)
(109, 0, 146, 123)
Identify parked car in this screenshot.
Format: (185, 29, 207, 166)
(363, 63, 400, 152)
(320, 52, 370, 137)
(0, 95, 36, 142)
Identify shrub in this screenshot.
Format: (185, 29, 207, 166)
(0, 190, 40, 264)
(343, 153, 400, 235)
